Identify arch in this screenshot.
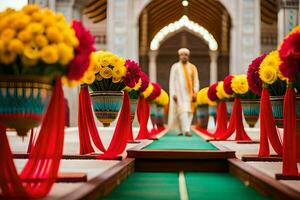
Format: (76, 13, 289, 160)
(150, 15, 218, 51)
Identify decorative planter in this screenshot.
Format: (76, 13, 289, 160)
(90, 91, 123, 127)
(241, 99, 260, 128)
(156, 105, 165, 127)
(196, 105, 209, 129)
(150, 103, 157, 127)
(0, 76, 52, 136)
(130, 98, 138, 123)
(270, 96, 300, 128)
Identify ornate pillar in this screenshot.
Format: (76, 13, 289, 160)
(278, 0, 299, 43)
(148, 50, 158, 82)
(209, 50, 218, 84)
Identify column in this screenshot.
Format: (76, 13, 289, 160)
(278, 0, 299, 43)
(209, 50, 218, 84)
(55, 0, 75, 22)
(148, 50, 158, 82)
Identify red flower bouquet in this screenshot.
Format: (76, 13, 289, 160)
(247, 54, 266, 95)
(208, 82, 219, 102)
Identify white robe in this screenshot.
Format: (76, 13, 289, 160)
(168, 62, 199, 130)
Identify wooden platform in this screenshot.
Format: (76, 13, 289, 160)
(242, 154, 282, 162)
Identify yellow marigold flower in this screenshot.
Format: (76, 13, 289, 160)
(216, 81, 231, 99)
(101, 56, 111, 67)
(34, 34, 48, 48)
(55, 13, 65, 22)
(57, 43, 74, 65)
(24, 43, 40, 59)
(21, 56, 38, 67)
(112, 66, 126, 78)
(142, 83, 154, 98)
(155, 89, 169, 106)
(8, 39, 24, 54)
(12, 14, 31, 30)
(82, 70, 95, 84)
(41, 45, 58, 64)
(197, 87, 209, 105)
(259, 66, 278, 84)
(18, 30, 32, 42)
(1, 28, 16, 42)
(42, 17, 56, 27)
(0, 50, 16, 65)
(259, 51, 284, 82)
(22, 4, 40, 15)
(31, 11, 43, 22)
(63, 29, 78, 47)
(96, 74, 103, 81)
(100, 67, 113, 79)
(231, 75, 249, 94)
(26, 22, 44, 35)
(123, 86, 132, 92)
(46, 26, 63, 43)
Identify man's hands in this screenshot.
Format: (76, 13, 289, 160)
(173, 95, 178, 103)
(173, 95, 196, 103)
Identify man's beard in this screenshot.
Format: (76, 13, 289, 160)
(181, 60, 188, 64)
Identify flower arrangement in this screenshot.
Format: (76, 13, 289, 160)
(207, 82, 219, 102)
(82, 51, 127, 91)
(148, 82, 162, 101)
(197, 87, 216, 106)
(0, 5, 94, 84)
(223, 75, 234, 96)
(216, 81, 232, 100)
(259, 51, 287, 96)
(247, 54, 266, 95)
(231, 75, 249, 95)
(142, 83, 154, 98)
(154, 89, 169, 106)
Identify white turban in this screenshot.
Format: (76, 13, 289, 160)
(178, 48, 190, 55)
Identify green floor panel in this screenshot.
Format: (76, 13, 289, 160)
(102, 172, 180, 200)
(146, 129, 217, 150)
(185, 172, 270, 200)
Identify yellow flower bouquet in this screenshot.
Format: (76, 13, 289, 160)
(81, 51, 127, 91)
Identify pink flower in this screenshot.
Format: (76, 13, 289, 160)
(247, 54, 266, 95)
(208, 82, 218, 102)
(67, 20, 95, 81)
(139, 71, 149, 92)
(223, 75, 234, 95)
(124, 59, 141, 88)
(149, 82, 161, 100)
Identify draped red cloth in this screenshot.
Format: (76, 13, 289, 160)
(198, 102, 228, 138)
(258, 87, 282, 157)
(282, 87, 298, 175)
(217, 98, 251, 141)
(135, 96, 151, 140)
(0, 79, 65, 198)
(98, 92, 131, 159)
(78, 86, 106, 154)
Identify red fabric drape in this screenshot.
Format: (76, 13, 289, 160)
(217, 98, 251, 141)
(78, 86, 106, 154)
(98, 91, 131, 159)
(258, 88, 282, 157)
(282, 87, 298, 175)
(135, 96, 151, 140)
(0, 79, 65, 198)
(198, 102, 228, 138)
(27, 129, 34, 154)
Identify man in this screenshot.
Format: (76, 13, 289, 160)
(168, 48, 199, 137)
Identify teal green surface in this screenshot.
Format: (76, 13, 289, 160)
(145, 129, 217, 150)
(185, 172, 270, 200)
(102, 172, 180, 200)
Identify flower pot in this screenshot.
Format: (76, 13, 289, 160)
(90, 91, 123, 127)
(156, 105, 165, 127)
(241, 99, 260, 128)
(150, 103, 157, 127)
(130, 98, 138, 123)
(0, 75, 52, 136)
(196, 105, 209, 129)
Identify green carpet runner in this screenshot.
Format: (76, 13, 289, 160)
(102, 172, 270, 200)
(145, 129, 217, 150)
